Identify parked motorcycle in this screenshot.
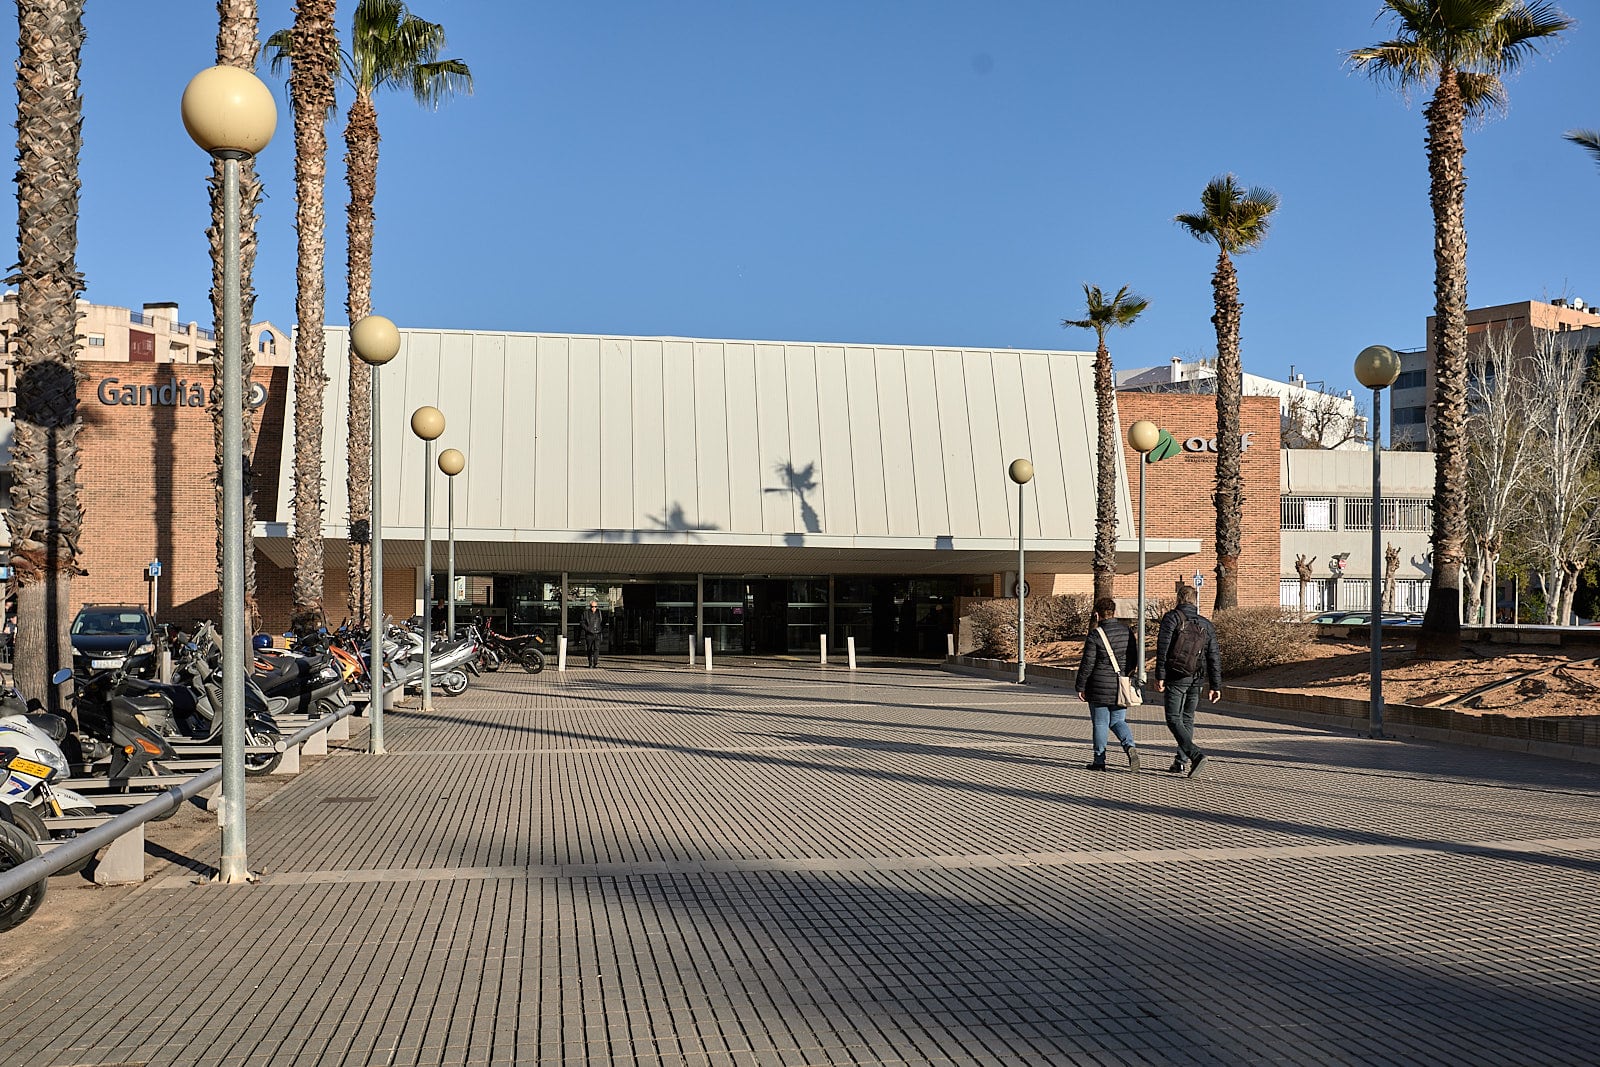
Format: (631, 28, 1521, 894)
(478, 619, 546, 674)
(1, 687, 97, 876)
(0, 814, 46, 932)
(54, 665, 181, 791)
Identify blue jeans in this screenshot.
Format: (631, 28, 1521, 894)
(1089, 705, 1136, 758)
(1163, 675, 1206, 765)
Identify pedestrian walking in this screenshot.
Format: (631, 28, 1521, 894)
(1074, 597, 1142, 772)
(580, 599, 603, 668)
(1154, 584, 1222, 778)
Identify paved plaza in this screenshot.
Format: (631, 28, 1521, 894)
(3, 663, 1599, 1066)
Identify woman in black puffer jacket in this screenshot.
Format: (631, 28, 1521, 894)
(1073, 597, 1142, 772)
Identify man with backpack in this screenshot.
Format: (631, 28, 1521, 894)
(1154, 584, 1222, 778)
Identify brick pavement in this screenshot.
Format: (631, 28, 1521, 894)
(2, 663, 1599, 1066)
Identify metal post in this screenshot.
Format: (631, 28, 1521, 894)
(1370, 388, 1384, 738)
(1136, 457, 1148, 685)
(1017, 482, 1026, 685)
(218, 155, 248, 882)
(422, 439, 434, 712)
(560, 571, 569, 646)
(446, 476, 456, 640)
(695, 573, 704, 648)
(369, 363, 386, 753)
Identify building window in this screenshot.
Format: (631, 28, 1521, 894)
(87, 334, 105, 347)
(1281, 496, 1336, 531)
(1393, 369, 1426, 389)
(1344, 497, 1432, 531)
(1393, 406, 1426, 425)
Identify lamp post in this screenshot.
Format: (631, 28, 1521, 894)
(411, 406, 445, 711)
(351, 314, 400, 754)
(181, 66, 276, 885)
(1009, 458, 1034, 684)
(438, 448, 465, 640)
(1127, 421, 1161, 685)
(1354, 344, 1401, 737)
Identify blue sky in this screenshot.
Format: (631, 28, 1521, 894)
(3, 2, 1597, 395)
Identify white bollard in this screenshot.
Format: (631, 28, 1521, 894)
(704, 638, 713, 671)
(820, 634, 827, 666)
(847, 635, 857, 670)
(557, 635, 568, 671)
(947, 633, 955, 658)
(688, 639, 695, 666)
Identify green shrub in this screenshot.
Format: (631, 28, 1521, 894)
(1211, 605, 1312, 678)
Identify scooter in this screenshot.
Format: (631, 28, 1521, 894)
(118, 635, 285, 775)
(54, 666, 181, 791)
(1, 680, 98, 876)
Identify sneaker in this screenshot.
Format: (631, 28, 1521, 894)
(1125, 748, 1141, 773)
(1167, 759, 1187, 774)
(1187, 754, 1210, 779)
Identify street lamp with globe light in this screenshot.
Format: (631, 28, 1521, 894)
(1127, 420, 1162, 686)
(411, 406, 445, 711)
(351, 314, 400, 753)
(180, 65, 276, 884)
(1009, 458, 1034, 684)
(1354, 344, 1402, 737)
(438, 449, 465, 640)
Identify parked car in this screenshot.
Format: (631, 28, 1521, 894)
(70, 605, 158, 678)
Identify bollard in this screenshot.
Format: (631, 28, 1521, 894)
(704, 638, 713, 671)
(557, 635, 568, 671)
(688, 639, 695, 666)
(947, 633, 955, 658)
(847, 635, 857, 670)
(820, 634, 827, 666)
(160, 649, 173, 684)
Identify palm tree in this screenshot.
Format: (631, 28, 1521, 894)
(209, 0, 266, 632)
(1350, 1, 1571, 653)
(339, 1, 470, 625)
(1175, 175, 1278, 611)
(7, 0, 87, 708)
(1568, 129, 1600, 168)
(1063, 285, 1149, 601)
(274, 0, 340, 633)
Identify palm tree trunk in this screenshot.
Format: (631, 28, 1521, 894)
(344, 88, 379, 625)
(1092, 332, 1117, 601)
(8, 0, 86, 709)
(288, 1, 338, 633)
(1418, 71, 1468, 654)
(1210, 248, 1244, 610)
(210, 0, 263, 632)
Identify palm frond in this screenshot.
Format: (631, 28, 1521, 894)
(1567, 128, 1600, 169)
(1177, 175, 1277, 255)
(1457, 70, 1508, 118)
(350, 0, 473, 106)
(1062, 283, 1148, 334)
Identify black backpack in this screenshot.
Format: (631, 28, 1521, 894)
(1166, 614, 1206, 678)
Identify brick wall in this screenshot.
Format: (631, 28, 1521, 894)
(72, 362, 288, 625)
(1111, 393, 1280, 610)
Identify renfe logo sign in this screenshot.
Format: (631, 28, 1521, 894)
(1182, 432, 1254, 453)
(97, 376, 268, 409)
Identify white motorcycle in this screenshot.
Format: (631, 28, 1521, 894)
(1, 695, 97, 877)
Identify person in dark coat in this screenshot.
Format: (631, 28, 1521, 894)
(580, 599, 604, 668)
(1154, 583, 1223, 778)
(1075, 597, 1142, 772)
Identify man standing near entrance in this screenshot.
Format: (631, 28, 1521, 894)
(1154, 584, 1221, 778)
(581, 599, 603, 668)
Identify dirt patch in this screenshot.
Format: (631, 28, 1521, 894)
(1031, 636, 1600, 719)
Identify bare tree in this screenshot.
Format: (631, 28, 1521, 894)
(1521, 331, 1600, 624)
(1462, 328, 1535, 624)
(1281, 388, 1368, 449)
(1294, 553, 1317, 619)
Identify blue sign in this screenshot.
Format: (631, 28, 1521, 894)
(148, 561, 162, 578)
(0, 566, 10, 580)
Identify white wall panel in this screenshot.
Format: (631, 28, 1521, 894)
(693, 342, 732, 533)
(629, 340, 666, 528)
(396, 331, 443, 525)
(566, 336, 602, 529)
(723, 344, 763, 534)
(1049, 353, 1101, 540)
(434, 333, 476, 533)
(989, 351, 1030, 538)
(784, 345, 825, 535)
(461, 334, 505, 529)
(532, 336, 569, 528)
(843, 347, 887, 536)
(661, 341, 699, 531)
(1021, 353, 1069, 539)
(904, 348, 948, 536)
(815, 346, 856, 537)
(501, 335, 539, 530)
(963, 352, 1007, 538)
(933, 350, 979, 538)
(874, 349, 920, 536)
(754, 344, 793, 533)
(599, 338, 633, 529)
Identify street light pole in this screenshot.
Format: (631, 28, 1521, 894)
(438, 449, 465, 640)
(351, 315, 400, 754)
(1127, 421, 1161, 685)
(182, 66, 276, 885)
(1008, 458, 1034, 684)
(411, 407, 445, 712)
(1355, 344, 1401, 738)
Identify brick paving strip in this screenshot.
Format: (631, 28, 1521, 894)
(3, 664, 1600, 1067)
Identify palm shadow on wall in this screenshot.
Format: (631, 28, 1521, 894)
(579, 502, 720, 544)
(765, 460, 821, 547)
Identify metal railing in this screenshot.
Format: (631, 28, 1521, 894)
(0, 700, 357, 902)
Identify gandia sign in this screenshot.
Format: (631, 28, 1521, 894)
(97, 376, 268, 409)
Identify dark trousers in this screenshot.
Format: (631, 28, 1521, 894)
(583, 634, 600, 667)
(1163, 675, 1206, 765)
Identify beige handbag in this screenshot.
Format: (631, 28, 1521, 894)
(1095, 627, 1143, 708)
